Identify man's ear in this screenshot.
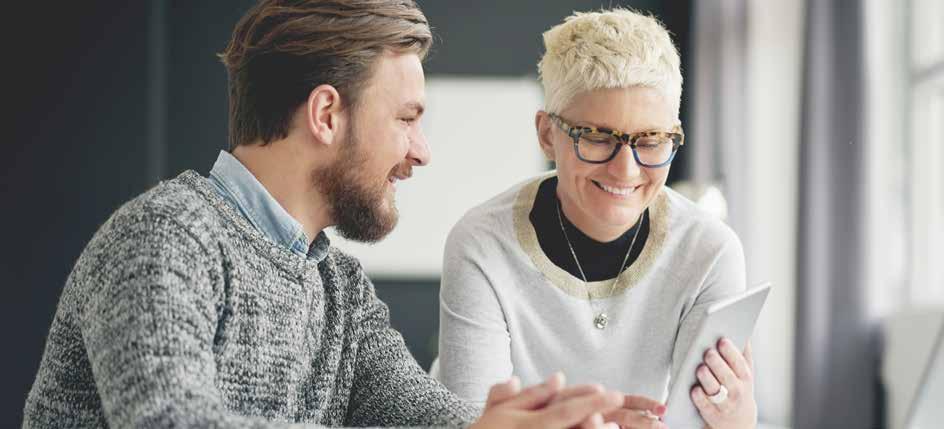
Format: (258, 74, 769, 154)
(306, 84, 344, 145)
(535, 110, 556, 161)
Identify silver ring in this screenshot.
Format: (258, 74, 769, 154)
(708, 385, 728, 404)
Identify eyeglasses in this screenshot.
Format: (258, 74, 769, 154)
(549, 113, 685, 168)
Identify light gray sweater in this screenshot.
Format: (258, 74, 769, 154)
(23, 171, 476, 428)
(437, 174, 746, 419)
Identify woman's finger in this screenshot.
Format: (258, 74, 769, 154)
(579, 412, 605, 429)
(718, 338, 752, 381)
(704, 347, 739, 390)
(696, 363, 722, 396)
(534, 390, 623, 428)
(485, 376, 521, 408)
(501, 372, 565, 410)
(550, 384, 605, 405)
(603, 408, 669, 428)
(690, 386, 721, 422)
(621, 395, 666, 415)
(744, 341, 755, 371)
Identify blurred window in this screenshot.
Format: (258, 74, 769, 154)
(907, 0, 944, 306)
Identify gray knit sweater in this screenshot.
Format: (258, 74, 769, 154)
(23, 171, 477, 428)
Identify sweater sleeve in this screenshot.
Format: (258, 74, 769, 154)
(670, 225, 749, 391)
(436, 220, 513, 409)
(344, 263, 478, 428)
(79, 213, 322, 428)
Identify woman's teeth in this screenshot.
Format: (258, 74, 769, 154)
(596, 181, 637, 196)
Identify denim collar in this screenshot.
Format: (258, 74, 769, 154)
(208, 150, 329, 262)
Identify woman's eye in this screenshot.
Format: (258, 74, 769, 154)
(583, 133, 614, 144)
(400, 117, 416, 124)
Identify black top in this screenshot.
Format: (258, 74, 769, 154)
(528, 177, 649, 282)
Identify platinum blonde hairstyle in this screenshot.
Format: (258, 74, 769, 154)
(538, 8, 682, 116)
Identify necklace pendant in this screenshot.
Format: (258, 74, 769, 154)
(593, 313, 609, 330)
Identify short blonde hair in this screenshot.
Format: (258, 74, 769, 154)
(538, 8, 682, 116)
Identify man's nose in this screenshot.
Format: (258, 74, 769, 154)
(407, 128, 430, 167)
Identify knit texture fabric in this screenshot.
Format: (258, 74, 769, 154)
(23, 171, 476, 428)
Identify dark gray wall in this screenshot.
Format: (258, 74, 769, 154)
(4, 2, 154, 424)
(3, 1, 688, 425)
(422, 0, 661, 75)
(166, 1, 257, 177)
(160, 0, 683, 177)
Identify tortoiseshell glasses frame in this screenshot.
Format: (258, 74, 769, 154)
(548, 113, 685, 168)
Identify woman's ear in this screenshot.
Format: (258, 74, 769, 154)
(535, 111, 556, 161)
(306, 84, 344, 146)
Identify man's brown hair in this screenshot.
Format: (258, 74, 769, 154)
(219, 0, 432, 149)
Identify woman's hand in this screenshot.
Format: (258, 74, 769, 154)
(602, 394, 668, 429)
(470, 373, 624, 429)
(548, 383, 666, 429)
(690, 339, 757, 429)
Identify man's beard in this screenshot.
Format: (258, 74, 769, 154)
(314, 127, 399, 243)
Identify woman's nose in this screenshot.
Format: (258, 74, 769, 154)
(608, 144, 642, 178)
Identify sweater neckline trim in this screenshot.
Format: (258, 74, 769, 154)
(512, 172, 669, 299)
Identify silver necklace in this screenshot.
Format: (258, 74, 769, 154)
(556, 203, 643, 330)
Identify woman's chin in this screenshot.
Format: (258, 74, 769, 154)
(589, 208, 644, 231)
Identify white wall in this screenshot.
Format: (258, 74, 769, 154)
(746, 0, 804, 425)
(328, 76, 546, 277)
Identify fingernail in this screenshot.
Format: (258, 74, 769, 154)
(546, 371, 564, 388)
(656, 404, 667, 415)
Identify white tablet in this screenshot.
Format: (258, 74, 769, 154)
(663, 282, 772, 428)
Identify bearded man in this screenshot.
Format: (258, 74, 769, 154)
(22, 1, 628, 428)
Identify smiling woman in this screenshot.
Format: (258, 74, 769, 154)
(542, 86, 681, 242)
(435, 8, 757, 429)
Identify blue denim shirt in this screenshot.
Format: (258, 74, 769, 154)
(208, 150, 329, 261)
